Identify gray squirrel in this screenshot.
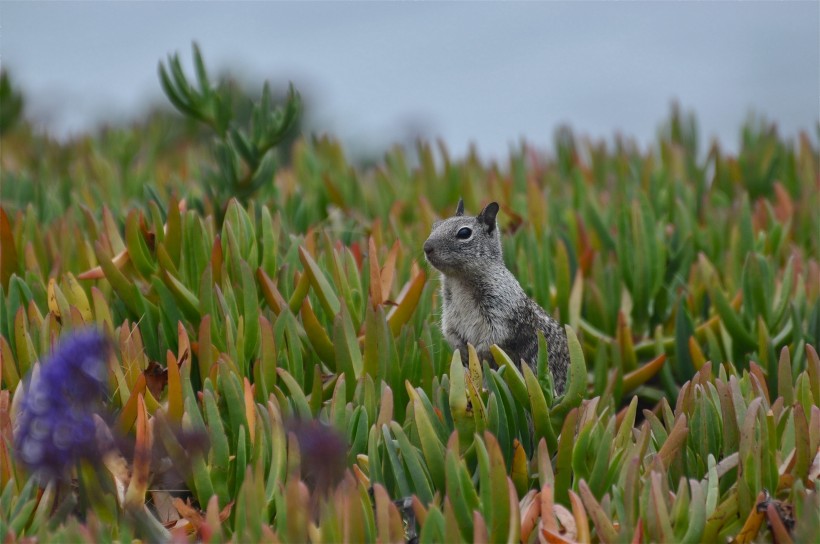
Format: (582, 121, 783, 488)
(423, 199, 570, 394)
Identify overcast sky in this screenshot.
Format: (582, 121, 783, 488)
(2, 2, 818, 158)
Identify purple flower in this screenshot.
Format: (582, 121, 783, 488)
(14, 328, 110, 481)
(287, 418, 348, 495)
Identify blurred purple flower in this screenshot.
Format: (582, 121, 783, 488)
(287, 418, 348, 495)
(14, 328, 110, 481)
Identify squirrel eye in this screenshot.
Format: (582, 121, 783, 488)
(456, 227, 472, 239)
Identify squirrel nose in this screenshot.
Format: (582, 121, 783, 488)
(423, 240, 433, 255)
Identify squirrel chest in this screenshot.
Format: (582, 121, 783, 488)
(440, 277, 511, 357)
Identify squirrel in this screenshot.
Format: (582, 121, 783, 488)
(423, 199, 570, 394)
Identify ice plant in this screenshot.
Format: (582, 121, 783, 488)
(1, 51, 818, 540)
(14, 328, 110, 482)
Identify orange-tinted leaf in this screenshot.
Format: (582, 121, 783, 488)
(578, 480, 618, 544)
(473, 510, 489, 543)
(520, 491, 540, 543)
(0, 336, 19, 392)
(772, 182, 794, 223)
(124, 395, 152, 509)
(256, 268, 286, 315)
(657, 414, 688, 469)
(387, 266, 426, 336)
(765, 502, 794, 544)
(540, 484, 559, 533)
(173, 497, 204, 530)
(211, 235, 223, 286)
(78, 247, 130, 280)
(177, 322, 191, 367)
(117, 374, 147, 433)
(167, 350, 183, 424)
(622, 353, 667, 392)
(412, 495, 428, 528)
(734, 491, 767, 544)
(0, 207, 19, 289)
(688, 337, 707, 371)
(511, 438, 529, 497)
(749, 362, 771, 405)
(569, 490, 590, 544)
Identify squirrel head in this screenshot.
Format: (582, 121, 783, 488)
(423, 199, 502, 277)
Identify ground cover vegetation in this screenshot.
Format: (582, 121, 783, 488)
(1, 46, 818, 542)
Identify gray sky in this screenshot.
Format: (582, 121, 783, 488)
(2, 2, 818, 158)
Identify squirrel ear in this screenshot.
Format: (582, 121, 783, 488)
(478, 202, 500, 232)
(455, 198, 465, 216)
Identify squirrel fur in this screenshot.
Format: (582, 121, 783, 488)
(423, 199, 570, 394)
